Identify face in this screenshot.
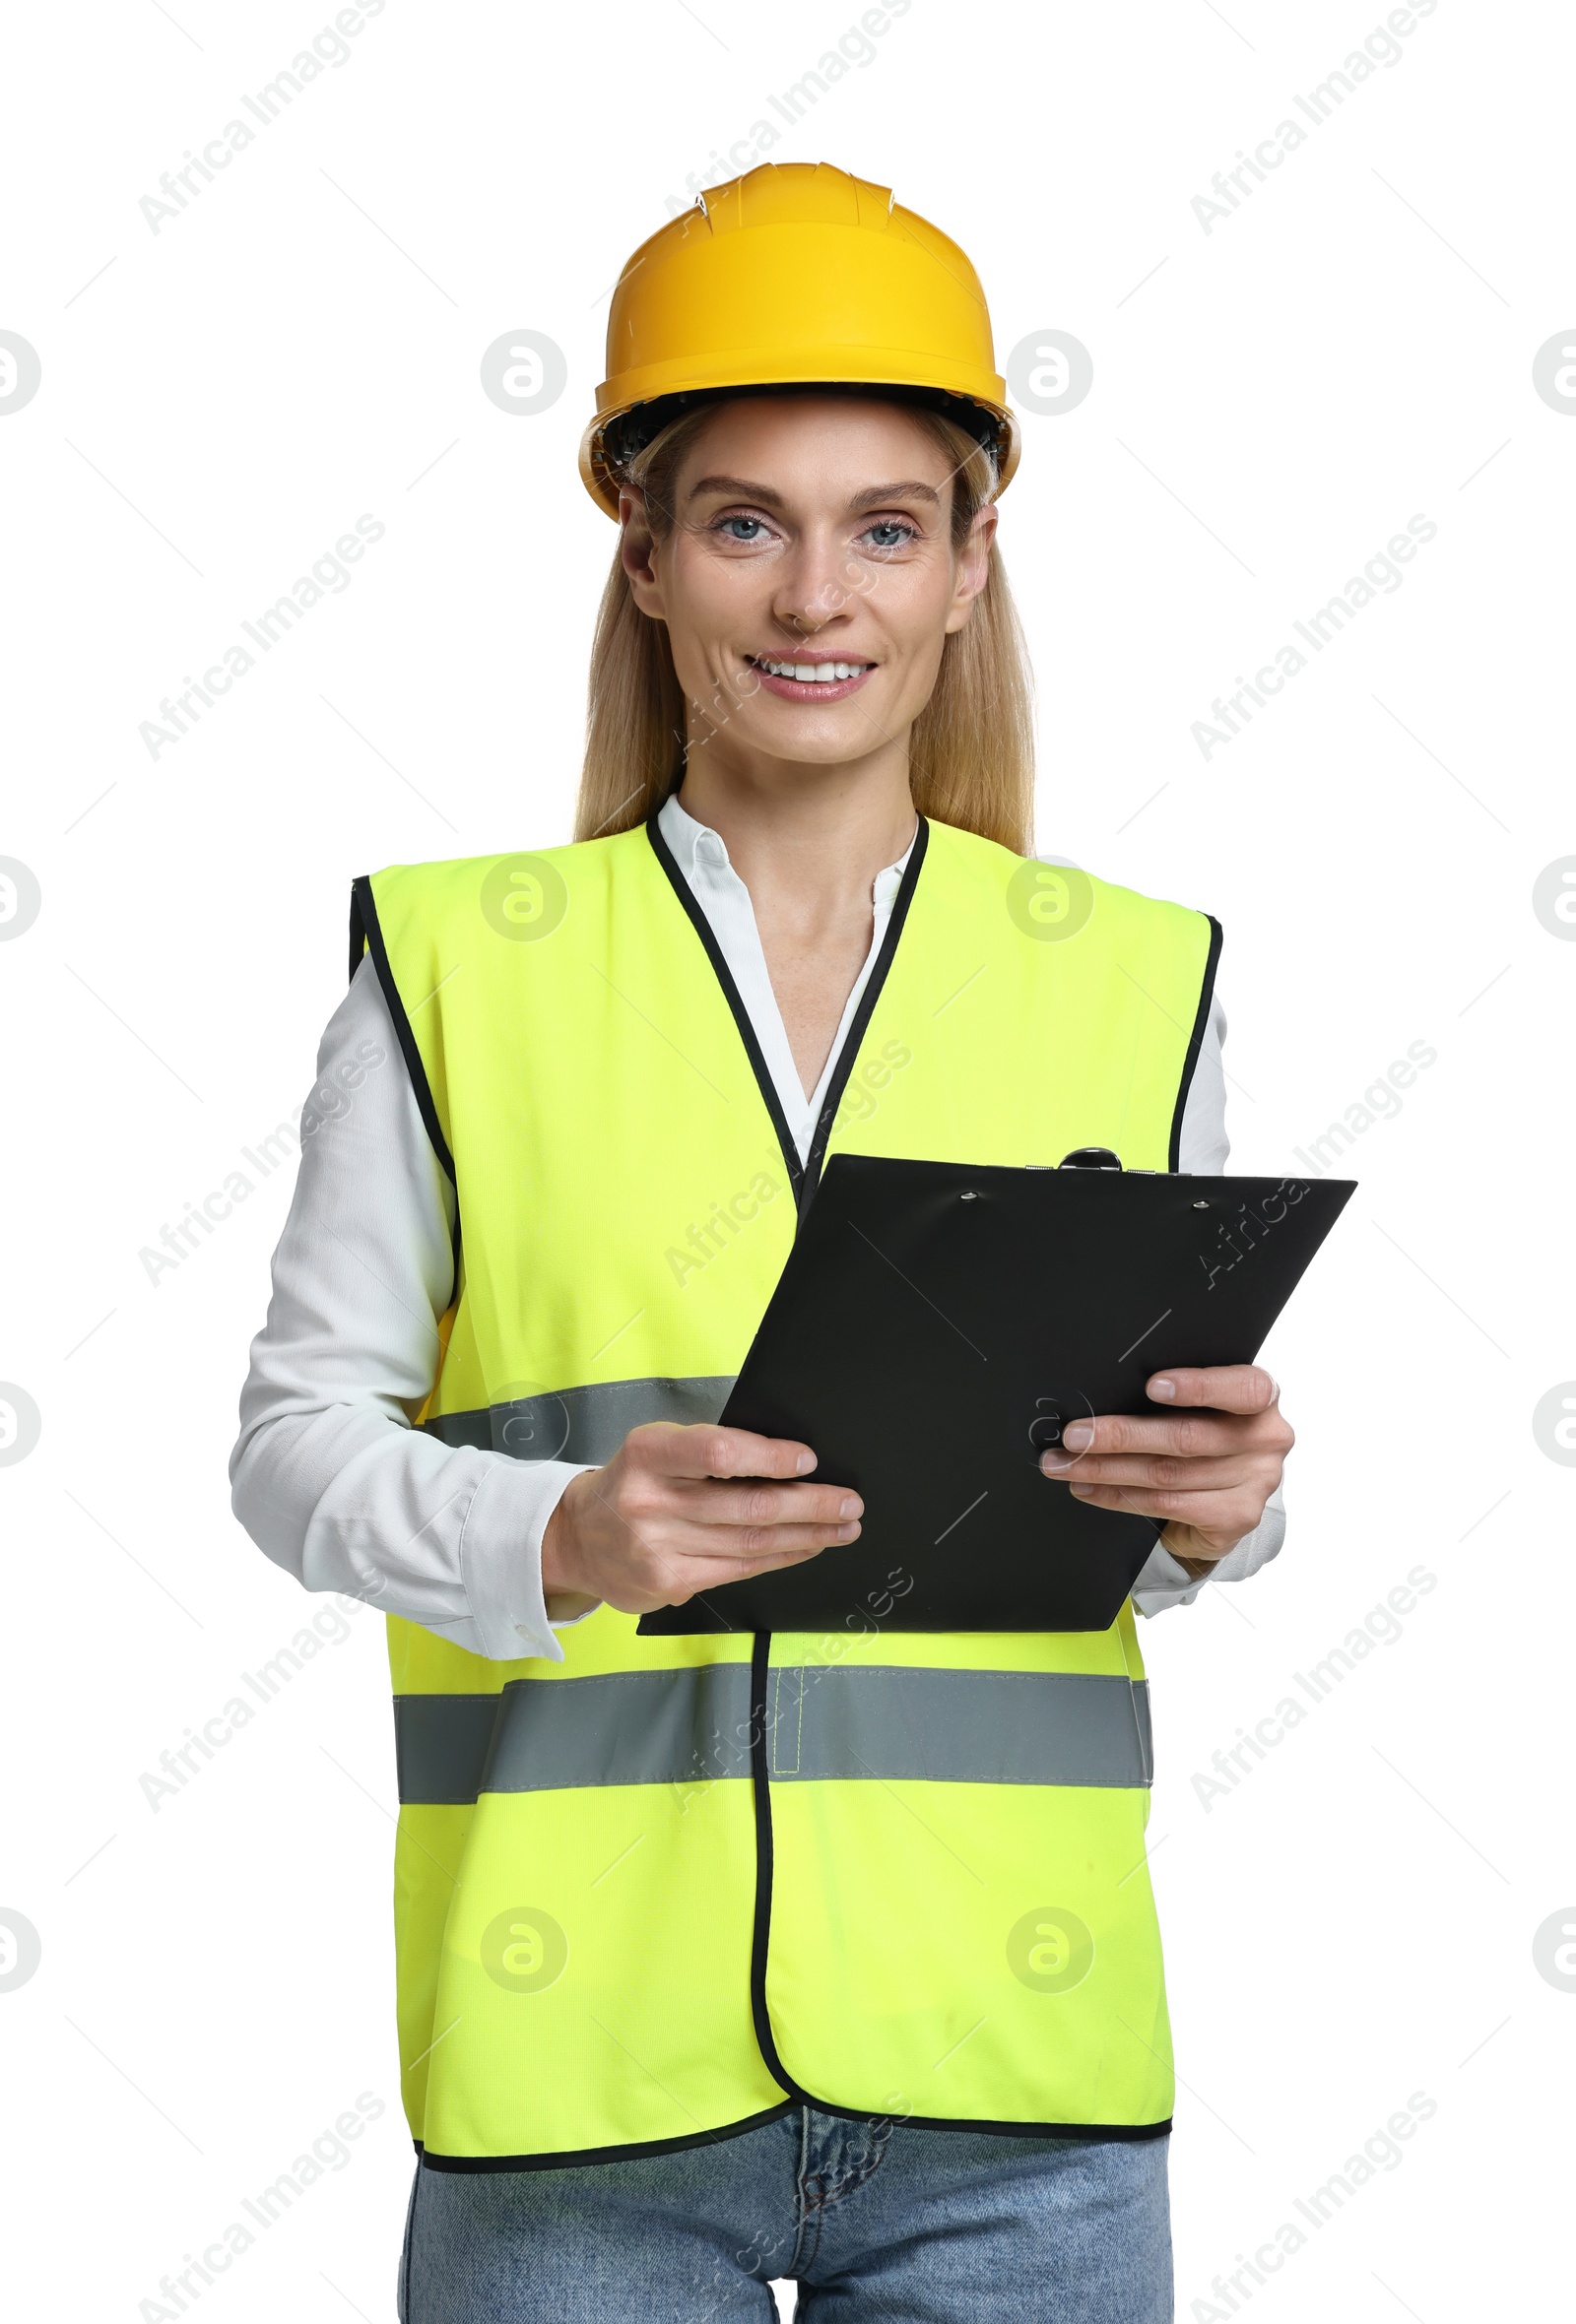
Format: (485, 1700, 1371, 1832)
(620, 394, 996, 774)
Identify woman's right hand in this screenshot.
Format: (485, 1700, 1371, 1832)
(540, 1422, 863, 1615)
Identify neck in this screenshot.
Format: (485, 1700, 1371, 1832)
(674, 741, 917, 917)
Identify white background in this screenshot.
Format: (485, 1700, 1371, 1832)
(1, 2, 1571, 2317)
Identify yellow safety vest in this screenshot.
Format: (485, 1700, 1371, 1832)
(351, 811, 1219, 2170)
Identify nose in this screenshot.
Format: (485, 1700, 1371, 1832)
(768, 528, 859, 646)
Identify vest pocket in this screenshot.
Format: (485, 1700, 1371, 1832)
(752, 1644, 1173, 2132)
(760, 1771, 1172, 2129)
(410, 1671, 785, 2163)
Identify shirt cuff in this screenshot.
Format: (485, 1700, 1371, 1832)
(1132, 1486, 1287, 1617)
(457, 1457, 604, 1660)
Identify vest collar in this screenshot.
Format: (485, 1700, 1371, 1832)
(655, 788, 917, 905)
(644, 805, 931, 1218)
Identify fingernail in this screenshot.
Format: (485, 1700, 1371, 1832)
(836, 1520, 861, 1540)
(838, 1495, 862, 1518)
(1062, 1422, 1092, 1450)
(1149, 1378, 1176, 1400)
(796, 1451, 817, 1473)
(1040, 1453, 1073, 1475)
(1070, 1482, 1093, 1498)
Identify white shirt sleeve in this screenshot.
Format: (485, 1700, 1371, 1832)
(1130, 990, 1287, 1616)
(228, 957, 599, 1662)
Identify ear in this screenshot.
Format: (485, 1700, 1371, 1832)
(944, 502, 998, 636)
(619, 488, 666, 620)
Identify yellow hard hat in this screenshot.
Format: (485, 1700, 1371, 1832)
(579, 161, 1019, 517)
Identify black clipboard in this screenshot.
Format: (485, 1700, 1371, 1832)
(638, 1153, 1353, 1636)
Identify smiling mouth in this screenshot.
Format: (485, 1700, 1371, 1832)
(746, 653, 875, 696)
(750, 654, 872, 682)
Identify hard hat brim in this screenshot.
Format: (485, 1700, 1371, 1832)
(579, 380, 1020, 518)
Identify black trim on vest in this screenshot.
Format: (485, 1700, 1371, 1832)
(349, 882, 363, 988)
(643, 810, 931, 1220)
(413, 2102, 798, 2174)
(800, 814, 928, 1215)
(349, 873, 462, 1307)
(1169, 912, 1223, 1173)
(644, 812, 807, 1201)
(741, 1635, 1166, 2145)
(747, 1630, 796, 2103)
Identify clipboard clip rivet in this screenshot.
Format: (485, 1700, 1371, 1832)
(1192, 1199, 1210, 1209)
(960, 1191, 978, 1201)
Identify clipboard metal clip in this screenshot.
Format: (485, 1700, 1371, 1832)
(1058, 1146, 1123, 1170)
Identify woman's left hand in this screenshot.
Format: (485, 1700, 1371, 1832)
(1039, 1364, 1292, 1576)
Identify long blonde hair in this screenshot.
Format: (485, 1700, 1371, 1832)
(574, 395, 1035, 854)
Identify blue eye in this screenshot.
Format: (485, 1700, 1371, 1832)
(864, 520, 914, 549)
(719, 515, 767, 541)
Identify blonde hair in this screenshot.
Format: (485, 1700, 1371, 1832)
(574, 395, 1035, 854)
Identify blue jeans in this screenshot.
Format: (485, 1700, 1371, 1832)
(397, 2107, 1171, 2322)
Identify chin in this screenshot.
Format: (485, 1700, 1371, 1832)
(752, 717, 882, 766)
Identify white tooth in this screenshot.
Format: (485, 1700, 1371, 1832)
(795, 664, 816, 679)
(833, 663, 850, 679)
(815, 663, 835, 681)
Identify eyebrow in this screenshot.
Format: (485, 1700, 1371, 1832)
(685, 475, 943, 510)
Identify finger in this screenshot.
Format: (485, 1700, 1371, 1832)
(1145, 1364, 1280, 1414)
(1041, 1452, 1264, 1492)
(1051, 1408, 1289, 1459)
(1065, 1480, 1264, 1529)
(701, 1541, 844, 1583)
(657, 1517, 862, 1563)
(635, 1423, 821, 1482)
(641, 1537, 839, 1611)
(611, 1536, 837, 1615)
(676, 1479, 863, 1528)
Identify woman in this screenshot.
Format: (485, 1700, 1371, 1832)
(233, 162, 1292, 2322)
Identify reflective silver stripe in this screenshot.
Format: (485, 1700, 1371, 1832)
(422, 1376, 736, 1464)
(394, 1694, 503, 1806)
(763, 1664, 1152, 1790)
(485, 1666, 755, 1795)
(394, 1667, 1151, 1804)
